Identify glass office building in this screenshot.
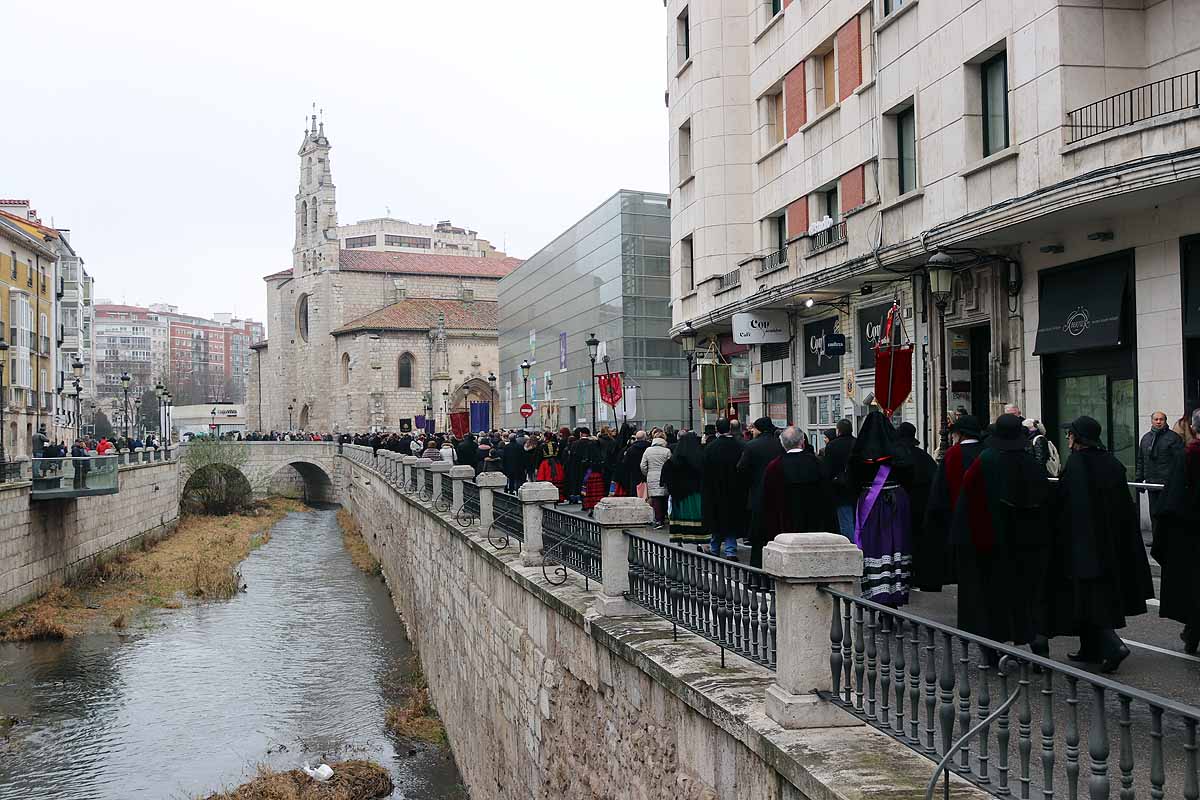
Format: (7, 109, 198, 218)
(497, 190, 682, 430)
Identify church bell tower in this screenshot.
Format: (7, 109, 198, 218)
(293, 112, 339, 273)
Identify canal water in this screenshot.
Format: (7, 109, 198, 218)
(0, 507, 467, 800)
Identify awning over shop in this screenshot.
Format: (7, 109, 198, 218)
(1033, 256, 1128, 356)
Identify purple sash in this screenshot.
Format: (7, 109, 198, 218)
(854, 464, 892, 546)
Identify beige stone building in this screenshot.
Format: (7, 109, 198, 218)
(669, 0, 1200, 471)
(248, 117, 519, 433)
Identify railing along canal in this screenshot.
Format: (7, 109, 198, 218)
(457, 480, 480, 527)
(626, 534, 776, 669)
(541, 506, 602, 588)
(485, 490, 524, 549)
(435, 471, 453, 512)
(420, 470, 434, 502)
(821, 586, 1200, 800)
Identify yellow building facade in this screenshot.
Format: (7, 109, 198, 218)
(0, 211, 59, 460)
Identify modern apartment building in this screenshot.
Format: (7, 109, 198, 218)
(497, 191, 681, 431)
(53, 229, 96, 416)
(149, 304, 264, 404)
(337, 217, 506, 259)
(668, 0, 1200, 471)
(93, 304, 163, 429)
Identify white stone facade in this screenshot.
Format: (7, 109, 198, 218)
(668, 0, 1200, 454)
(338, 217, 505, 259)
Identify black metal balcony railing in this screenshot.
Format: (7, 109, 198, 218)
(434, 472, 453, 512)
(1066, 70, 1200, 144)
(457, 480, 480, 528)
(716, 269, 741, 292)
(627, 533, 776, 669)
(808, 221, 848, 254)
(541, 506, 602, 588)
(486, 489, 524, 549)
(421, 470, 434, 501)
(757, 246, 788, 276)
(821, 586, 1200, 800)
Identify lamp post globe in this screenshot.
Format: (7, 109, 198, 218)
(487, 372, 496, 431)
(119, 371, 132, 440)
(925, 250, 956, 459)
(678, 323, 697, 431)
(585, 333, 600, 427)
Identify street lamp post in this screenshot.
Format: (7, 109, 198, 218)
(162, 393, 172, 445)
(134, 398, 142, 440)
(926, 251, 956, 461)
(585, 333, 600, 429)
(211, 407, 218, 439)
(520, 359, 531, 428)
(119, 371, 131, 440)
(679, 323, 697, 431)
(487, 372, 496, 431)
(0, 335, 9, 480)
(73, 359, 86, 441)
(154, 381, 165, 439)
(442, 388, 450, 432)
(287, 402, 294, 432)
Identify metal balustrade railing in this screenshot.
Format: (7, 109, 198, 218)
(820, 586, 1200, 800)
(1066, 70, 1200, 144)
(420, 470, 434, 501)
(808, 220, 847, 254)
(541, 506, 602, 588)
(757, 246, 788, 275)
(435, 472, 453, 512)
(627, 533, 776, 669)
(457, 480, 480, 527)
(486, 490, 524, 549)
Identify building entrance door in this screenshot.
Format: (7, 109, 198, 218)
(968, 326, 991, 421)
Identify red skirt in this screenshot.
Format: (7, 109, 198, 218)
(536, 460, 566, 502)
(581, 470, 607, 511)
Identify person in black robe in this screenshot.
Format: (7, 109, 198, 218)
(565, 428, 606, 510)
(1152, 433, 1200, 653)
(500, 433, 525, 493)
(761, 427, 833, 548)
(456, 433, 480, 475)
(737, 417, 785, 567)
(919, 414, 985, 590)
(895, 422, 936, 565)
(617, 432, 651, 497)
(1046, 416, 1154, 673)
(702, 417, 746, 559)
(951, 414, 1052, 654)
(661, 432, 706, 545)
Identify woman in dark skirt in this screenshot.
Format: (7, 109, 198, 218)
(848, 411, 914, 608)
(1153, 432, 1200, 653)
(661, 431, 706, 546)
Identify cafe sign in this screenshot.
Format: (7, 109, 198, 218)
(732, 310, 789, 345)
(803, 317, 841, 377)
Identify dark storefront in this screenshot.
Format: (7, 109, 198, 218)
(1034, 252, 1137, 477)
(1182, 236, 1200, 415)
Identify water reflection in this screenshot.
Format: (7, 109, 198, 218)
(0, 508, 465, 799)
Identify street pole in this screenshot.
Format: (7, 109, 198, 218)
(926, 253, 955, 461)
(0, 337, 8, 480)
(686, 354, 695, 431)
(487, 372, 496, 432)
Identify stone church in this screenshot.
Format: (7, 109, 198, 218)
(247, 117, 519, 434)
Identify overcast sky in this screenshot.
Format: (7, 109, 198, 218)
(4, 1, 667, 330)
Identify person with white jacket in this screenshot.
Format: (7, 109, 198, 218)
(640, 436, 672, 528)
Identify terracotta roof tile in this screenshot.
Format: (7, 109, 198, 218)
(332, 298, 497, 335)
(338, 249, 520, 278)
(263, 268, 293, 280)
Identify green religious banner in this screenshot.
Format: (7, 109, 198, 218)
(699, 362, 730, 413)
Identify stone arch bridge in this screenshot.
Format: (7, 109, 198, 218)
(179, 441, 341, 504)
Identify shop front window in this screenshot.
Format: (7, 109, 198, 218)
(765, 383, 791, 429)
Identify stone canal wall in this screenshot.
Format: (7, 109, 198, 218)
(0, 460, 180, 614)
(338, 455, 972, 800)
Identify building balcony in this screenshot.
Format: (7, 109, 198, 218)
(1066, 71, 1199, 145)
(755, 246, 788, 277)
(29, 455, 119, 500)
(713, 268, 742, 295)
(807, 221, 848, 255)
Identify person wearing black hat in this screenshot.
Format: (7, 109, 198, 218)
(894, 422, 937, 567)
(919, 414, 985, 590)
(821, 418, 857, 538)
(847, 410, 914, 607)
(737, 417, 785, 566)
(1046, 415, 1154, 673)
(950, 414, 1052, 654)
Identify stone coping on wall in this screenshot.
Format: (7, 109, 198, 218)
(344, 455, 990, 800)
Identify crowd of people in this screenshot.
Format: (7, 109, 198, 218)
(245, 403, 1200, 673)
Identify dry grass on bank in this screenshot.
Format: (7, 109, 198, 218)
(337, 509, 380, 576)
(200, 760, 393, 800)
(0, 497, 308, 642)
(384, 659, 448, 747)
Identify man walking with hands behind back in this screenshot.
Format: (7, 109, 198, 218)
(1136, 411, 1182, 550)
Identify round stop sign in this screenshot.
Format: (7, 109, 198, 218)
(519, 403, 534, 419)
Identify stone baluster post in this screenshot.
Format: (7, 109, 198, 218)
(430, 461, 451, 508)
(449, 466, 474, 515)
(475, 472, 506, 529)
(402, 456, 418, 492)
(762, 532, 864, 729)
(517, 481, 558, 566)
(592, 497, 655, 616)
(413, 457, 432, 499)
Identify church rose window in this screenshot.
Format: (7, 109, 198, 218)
(297, 294, 310, 342)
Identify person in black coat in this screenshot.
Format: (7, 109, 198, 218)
(617, 431, 651, 497)
(1046, 416, 1154, 673)
(500, 433, 526, 493)
(701, 417, 745, 559)
(919, 414, 986, 590)
(820, 418, 857, 538)
(761, 427, 833, 549)
(951, 415, 1052, 654)
(894, 422, 937, 579)
(1135, 411, 1183, 549)
(1152, 430, 1200, 652)
(456, 433, 481, 475)
(737, 417, 785, 567)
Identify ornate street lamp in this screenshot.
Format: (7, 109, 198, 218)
(585, 333, 600, 428)
(679, 322, 697, 431)
(119, 371, 132, 440)
(154, 380, 165, 437)
(287, 401, 294, 432)
(926, 251, 956, 460)
(134, 397, 142, 440)
(487, 372, 496, 431)
(442, 387, 450, 432)
(520, 359, 531, 407)
(71, 379, 82, 440)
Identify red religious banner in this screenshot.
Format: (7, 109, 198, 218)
(597, 372, 624, 408)
(449, 411, 470, 438)
(872, 303, 913, 417)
